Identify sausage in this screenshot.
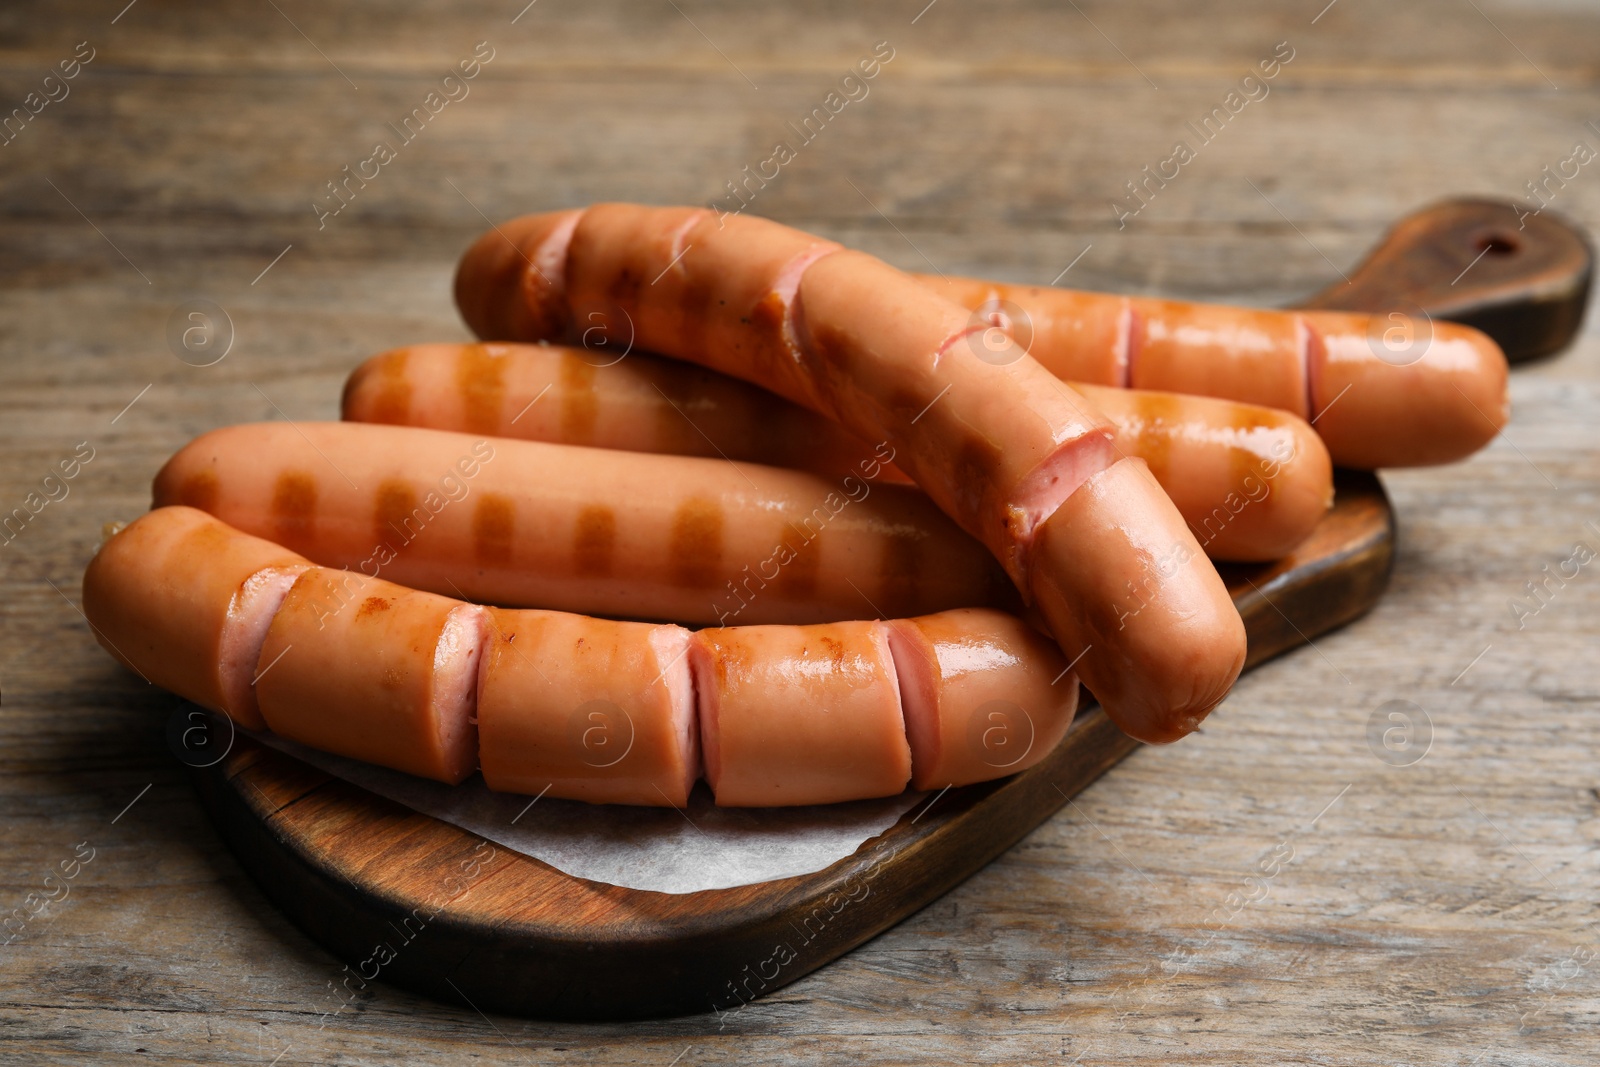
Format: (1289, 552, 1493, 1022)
(1302, 310, 1507, 470)
(83, 510, 1083, 806)
(690, 608, 1086, 804)
(887, 608, 1079, 790)
(690, 621, 912, 806)
(152, 420, 1017, 627)
(255, 569, 488, 784)
(455, 204, 1244, 742)
(342, 341, 892, 485)
(455, 209, 584, 345)
(460, 205, 1120, 580)
(1027, 458, 1247, 744)
(476, 608, 698, 806)
(344, 343, 1332, 562)
(918, 276, 1510, 469)
(81, 506, 309, 729)
(1075, 383, 1331, 560)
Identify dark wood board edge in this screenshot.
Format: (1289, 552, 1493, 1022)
(1296, 197, 1594, 364)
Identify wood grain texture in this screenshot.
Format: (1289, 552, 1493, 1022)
(1, 0, 1598, 1063)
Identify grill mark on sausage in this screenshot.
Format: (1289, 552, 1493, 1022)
(670, 496, 724, 587)
(796, 320, 858, 416)
(644, 360, 710, 455)
(559, 350, 599, 444)
(605, 265, 642, 316)
(364, 350, 412, 424)
(776, 524, 821, 599)
(673, 270, 716, 363)
(272, 471, 317, 551)
(749, 289, 788, 360)
(473, 493, 516, 565)
(357, 596, 390, 618)
(573, 504, 616, 577)
(951, 435, 1003, 530)
(374, 478, 419, 548)
(883, 385, 926, 429)
(812, 633, 847, 672)
(775, 244, 847, 413)
(180, 519, 230, 557)
(177, 469, 219, 512)
(662, 212, 714, 359)
(457, 343, 507, 434)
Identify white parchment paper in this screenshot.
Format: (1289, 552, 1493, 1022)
(246, 731, 927, 894)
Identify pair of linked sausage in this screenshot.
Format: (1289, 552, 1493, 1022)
(343, 342, 1333, 562)
(917, 276, 1509, 470)
(455, 204, 1246, 743)
(83, 507, 1079, 806)
(693, 608, 1075, 804)
(83, 506, 485, 781)
(152, 420, 1018, 627)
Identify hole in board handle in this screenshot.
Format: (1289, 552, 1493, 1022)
(1475, 232, 1520, 256)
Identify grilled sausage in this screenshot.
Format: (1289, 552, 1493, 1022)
(344, 343, 1332, 561)
(476, 608, 698, 806)
(919, 276, 1510, 469)
(454, 204, 1245, 742)
(254, 568, 488, 784)
(81, 506, 309, 730)
(84, 511, 1083, 805)
(152, 421, 1017, 627)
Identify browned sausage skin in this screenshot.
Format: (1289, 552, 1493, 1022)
(256, 569, 488, 784)
(477, 609, 699, 806)
(81, 506, 309, 730)
(1076, 383, 1332, 560)
(454, 210, 582, 345)
(85, 510, 1084, 805)
(1028, 459, 1246, 744)
(919, 277, 1510, 469)
(152, 421, 1019, 627)
(341, 342, 901, 485)
(691, 621, 911, 806)
(344, 344, 1333, 562)
(459, 204, 1124, 580)
(888, 607, 1080, 790)
(455, 204, 1245, 743)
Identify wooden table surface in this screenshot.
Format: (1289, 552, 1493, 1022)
(3, 1, 1598, 1063)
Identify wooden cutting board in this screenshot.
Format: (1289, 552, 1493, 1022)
(185, 199, 1590, 1022)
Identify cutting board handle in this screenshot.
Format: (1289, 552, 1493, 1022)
(1295, 197, 1593, 363)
